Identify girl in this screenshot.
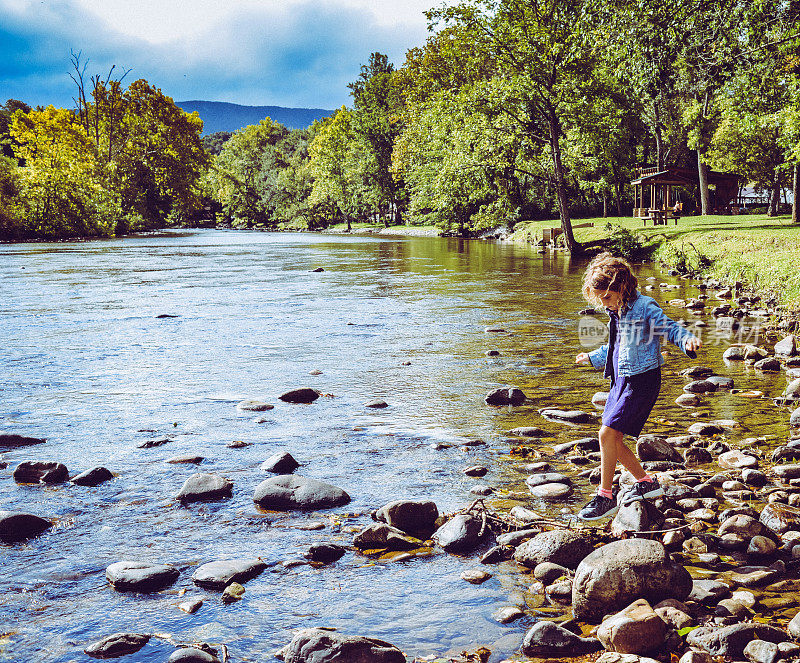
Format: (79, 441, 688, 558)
(575, 252, 702, 521)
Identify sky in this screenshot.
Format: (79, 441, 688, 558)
(0, 0, 444, 110)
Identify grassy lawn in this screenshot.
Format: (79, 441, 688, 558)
(512, 214, 800, 309)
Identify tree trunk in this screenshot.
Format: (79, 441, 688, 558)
(769, 175, 780, 216)
(547, 111, 579, 254)
(793, 162, 799, 224)
(602, 190, 608, 218)
(653, 99, 664, 170)
(697, 92, 712, 215)
(697, 153, 711, 215)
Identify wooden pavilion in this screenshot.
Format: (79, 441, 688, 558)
(631, 166, 739, 225)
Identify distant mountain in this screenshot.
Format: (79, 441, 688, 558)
(177, 100, 335, 135)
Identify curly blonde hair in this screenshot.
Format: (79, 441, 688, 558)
(582, 252, 639, 308)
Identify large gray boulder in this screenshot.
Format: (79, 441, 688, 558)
(279, 628, 405, 663)
(0, 511, 51, 542)
(596, 599, 667, 655)
(106, 561, 179, 592)
(514, 530, 594, 570)
(176, 473, 233, 503)
(759, 503, 800, 535)
(572, 539, 692, 622)
(84, 633, 150, 659)
(191, 559, 267, 589)
(775, 335, 798, 357)
(373, 499, 439, 539)
(686, 624, 789, 659)
(253, 475, 350, 510)
(432, 514, 485, 553)
(521, 621, 603, 657)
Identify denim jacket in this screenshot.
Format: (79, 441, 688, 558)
(587, 291, 696, 378)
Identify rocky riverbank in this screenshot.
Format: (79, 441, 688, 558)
(4, 271, 800, 663)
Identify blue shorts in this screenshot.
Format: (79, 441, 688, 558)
(602, 367, 661, 437)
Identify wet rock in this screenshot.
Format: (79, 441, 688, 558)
(461, 568, 491, 584)
(572, 539, 692, 623)
(261, 452, 300, 474)
(168, 648, 220, 663)
(485, 349, 500, 356)
(687, 423, 724, 436)
(470, 484, 493, 496)
(464, 465, 488, 477)
(84, 633, 150, 659)
(773, 464, 800, 479)
(546, 578, 573, 603)
(178, 597, 203, 614)
(774, 335, 798, 358)
(192, 559, 267, 589)
(373, 499, 439, 539)
(227, 440, 252, 448)
(788, 610, 800, 638)
(353, 524, 421, 550)
(684, 380, 718, 394)
(760, 502, 800, 534)
(744, 640, 780, 663)
(680, 653, 713, 663)
(176, 473, 233, 503)
(480, 545, 514, 564)
(729, 566, 780, 587)
(496, 528, 539, 546)
(236, 399, 274, 412)
(684, 447, 713, 465)
(723, 346, 746, 360)
(514, 530, 593, 570)
(507, 426, 550, 437)
(526, 472, 571, 488)
(748, 536, 777, 556)
(676, 393, 701, 406)
(654, 600, 693, 629)
(432, 514, 485, 553)
(278, 388, 320, 404)
(521, 621, 603, 657)
(305, 543, 346, 564)
(719, 450, 757, 470)
(485, 387, 526, 406)
(686, 623, 789, 659)
(534, 562, 572, 585)
(754, 357, 782, 372)
(592, 392, 608, 407)
(683, 366, 714, 378)
(716, 598, 753, 619)
(541, 409, 595, 424)
(13, 460, 68, 483)
(253, 475, 350, 510)
(167, 455, 204, 464)
(596, 599, 666, 655)
(718, 514, 767, 539)
(0, 510, 51, 542)
(278, 627, 405, 663)
(783, 378, 800, 401)
(689, 579, 731, 604)
(637, 436, 683, 463)
(364, 398, 388, 408)
(222, 582, 245, 603)
(106, 561, 179, 592)
(791, 407, 800, 427)
(494, 606, 525, 623)
(597, 654, 661, 663)
(706, 375, 735, 389)
(0, 433, 46, 449)
(529, 482, 573, 500)
(138, 438, 171, 449)
(611, 500, 665, 535)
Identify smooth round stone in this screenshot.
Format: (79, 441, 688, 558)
(106, 561, 179, 592)
(227, 440, 252, 448)
(528, 482, 573, 500)
(168, 647, 220, 663)
(494, 606, 525, 623)
(676, 393, 701, 407)
(731, 589, 757, 608)
(364, 399, 388, 408)
(178, 598, 204, 614)
(470, 485, 494, 496)
(176, 473, 233, 503)
(461, 568, 491, 584)
(723, 480, 748, 491)
(70, 467, 114, 486)
(719, 450, 758, 469)
(686, 508, 716, 522)
(221, 582, 245, 603)
(236, 399, 274, 412)
(592, 392, 608, 407)
(166, 455, 204, 464)
(525, 472, 570, 488)
(191, 559, 267, 589)
(748, 536, 777, 556)
(464, 465, 488, 477)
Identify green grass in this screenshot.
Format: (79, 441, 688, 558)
(512, 214, 800, 309)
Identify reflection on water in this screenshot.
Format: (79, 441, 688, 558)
(0, 230, 792, 662)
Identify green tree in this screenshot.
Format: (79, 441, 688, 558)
(428, 0, 605, 252)
(0, 99, 32, 160)
(10, 106, 117, 237)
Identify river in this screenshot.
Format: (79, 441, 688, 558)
(0, 229, 791, 662)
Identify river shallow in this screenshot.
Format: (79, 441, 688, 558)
(0, 229, 794, 662)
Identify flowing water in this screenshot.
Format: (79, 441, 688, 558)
(0, 230, 794, 662)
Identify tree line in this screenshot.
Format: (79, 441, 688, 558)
(2, 1, 799, 248)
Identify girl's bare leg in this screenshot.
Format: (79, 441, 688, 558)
(599, 425, 647, 491)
